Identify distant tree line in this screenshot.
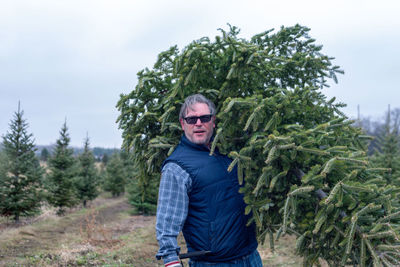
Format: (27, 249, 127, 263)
(357, 106, 400, 186)
(0, 104, 148, 223)
(356, 107, 400, 154)
(36, 145, 117, 163)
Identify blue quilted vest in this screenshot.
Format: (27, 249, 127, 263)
(163, 135, 258, 262)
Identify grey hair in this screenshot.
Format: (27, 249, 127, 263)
(179, 94, 216, 119)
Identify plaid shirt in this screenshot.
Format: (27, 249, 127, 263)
(156, 162, 192, 265)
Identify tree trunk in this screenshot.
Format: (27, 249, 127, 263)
(14, 213, 19, 224)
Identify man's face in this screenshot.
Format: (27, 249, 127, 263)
(180, 102, 215, 146)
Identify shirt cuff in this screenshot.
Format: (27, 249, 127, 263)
(165, 260, 181, 267)
(163, 254, 179, 265)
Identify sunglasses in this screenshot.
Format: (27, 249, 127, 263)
(183, 114, 213, 124)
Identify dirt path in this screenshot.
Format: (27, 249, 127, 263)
(0, 197, 305, 266)
(0, 196, 154, 266)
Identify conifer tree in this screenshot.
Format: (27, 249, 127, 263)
(103, 152, 126, 197)
(127, 173, 158, 214)
(40, 147, 49, 162)
(0, 149, 6, 170)
(126, 153, 158, 214)
(101, 153, 109, 166)
(75, 135, 99, 207)
(117, 25, 400, 266)
(119, 148, 157, 214)
(46, 121, 78, 215)
(370, 106, 400, 186)
(0, 104, 43, 222)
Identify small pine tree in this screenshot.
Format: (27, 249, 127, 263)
(103, 153, 126, 197)
(46, 121, 78, 215)
(75, 135, 99, 207)
(370, 106, 400, 185)
(0, 149, 6, 169)
(121, 148, 157, 214)
(40, 148, 49, 162)
(101, 153, 109, 166)
(127, 171, 158, 215)
(0, 104, 43, 223)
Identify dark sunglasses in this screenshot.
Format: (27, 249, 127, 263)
(183, 114, 213, 124)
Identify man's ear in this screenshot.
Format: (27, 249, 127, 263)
(180, 118, 185, 130)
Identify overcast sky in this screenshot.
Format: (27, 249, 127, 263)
(1, 0, 399, 148)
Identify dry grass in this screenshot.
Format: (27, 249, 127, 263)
(0, 196, 315, 266)
(259, 235, 302, 266)
(79, 208, 122, 248)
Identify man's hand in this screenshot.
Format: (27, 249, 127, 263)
(165, 260, 182, 267)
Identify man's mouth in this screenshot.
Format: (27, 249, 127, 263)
(194, 130, 205, 134)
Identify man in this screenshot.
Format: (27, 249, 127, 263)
(156, 94, 262, 267)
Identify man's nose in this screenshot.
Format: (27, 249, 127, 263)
(194, 118, 202, 125)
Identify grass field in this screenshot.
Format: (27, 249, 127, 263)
(0, 195, 304, 266)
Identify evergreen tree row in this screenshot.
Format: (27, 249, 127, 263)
(0, 106, 131, 221)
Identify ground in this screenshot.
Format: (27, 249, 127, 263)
(0, 195, 304, 267)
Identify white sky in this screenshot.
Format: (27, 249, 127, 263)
(1, 0, 399, 147)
